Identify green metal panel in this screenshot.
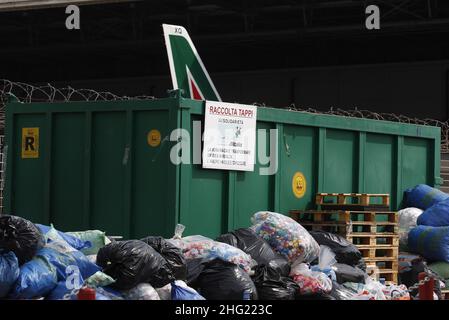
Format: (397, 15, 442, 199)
(51, 113, 86, 230)
(233, 121, 275, 229)
(90, 112, 127, 237)
(11, 114, 46, 222)
(179, 114, 226, 238)
(363, 133, 394, 205)
(131, 110, 171, 238)
(280, 125, 318, 212)
(401, 137, 433, 198)
(4, 94, 442, 239)
(323, 129, 358, 193)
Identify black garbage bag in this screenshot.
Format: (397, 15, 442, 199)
(0, 215, 45, 265)
(96, 240, 174, 290)
(185, 258, 206, 287)
(327, 281, 356, 300)
(141, 236, 187, 280)
(196, 259, 258, 300)
(333, 263, 366, 284)
(216, 228, 290, 276)
(309, 230, 363, 267)
(252, 265, 298, 300)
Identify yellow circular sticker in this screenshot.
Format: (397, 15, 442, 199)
(292, 172, 307, 198)
(147, 129, 161, 147)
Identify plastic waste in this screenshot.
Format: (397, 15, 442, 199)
(404, 184, 449, 210)
(36, 224, 91, 252)
(122, 283, 160, 300)
(251, 264, 298, 300)
(10, 254, 58, 299)
(141, 236, 187, 280)
(418, 198, 449, 227)
(216, 228, 290, 276)
(309, 230, 364, 267)
(290, 262, 332, 295)
(0, 215, 45, 265)
(168, 225, 253, 274)
(250, 211, 320, 264)
(397, 208, 423, 248)
(408, 225, 449, 262)
(67, 230, 109, 256)
(310, 245, 337, 281)
(0, 251, 20, 298)
(196, 259, 258, 300)
(171, 280, 205, 300)
(96, 240, 174, 290)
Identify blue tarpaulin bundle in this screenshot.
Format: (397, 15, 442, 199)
(10, 254, 58, 299)
(0, 251, 20, 297)
(36, 224, 92, 251)
(408, 225, 449, 262)
(404, 184, 449, 210)
(417, 198, 449, 227)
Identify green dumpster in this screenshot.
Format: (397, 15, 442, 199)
(4, 91, 442, 239)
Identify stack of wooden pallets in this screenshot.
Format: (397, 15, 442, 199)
(290, 193, 399, 285)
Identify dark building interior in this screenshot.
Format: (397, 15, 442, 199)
(1, 0, 449, 120)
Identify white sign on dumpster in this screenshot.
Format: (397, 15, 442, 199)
(202, 101, 257, 171)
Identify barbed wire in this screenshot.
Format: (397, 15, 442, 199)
(284, 104, 449, 152)
(0, 79, 155, 128)
(1, 79, 448, 151)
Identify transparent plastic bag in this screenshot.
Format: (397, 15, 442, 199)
(168, 224, 253, 274)
(290, 262, 332, 295)
(382, 284, 410, 300)
(250, 211, 320, 264)
(352, 278, 387, 300)
(156, 283, 172, 300)
(398, 208, 423, 247)
(123, 283, 160, 300)
(311, 245, 337, 281)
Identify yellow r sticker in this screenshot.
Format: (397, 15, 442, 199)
(22, 127, 39, 159)
(147, 129, 161, 147)
(292, 172, 306, 198)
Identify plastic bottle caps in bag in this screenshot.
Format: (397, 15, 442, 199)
(78, 287, 96, 300)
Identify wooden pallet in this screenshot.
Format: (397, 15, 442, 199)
(366, 262, 399, 284)
(357, 246, 399, 260)
(315, 193, 390, 206)
(347, 233, 399, 246)
(290, 210, 399, 224)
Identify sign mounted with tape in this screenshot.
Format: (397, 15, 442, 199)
(202, 101, 257, 172)
(21, 127, 39, 159)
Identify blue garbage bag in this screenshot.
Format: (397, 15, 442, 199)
(408, 225, 449, 262)
(44, 240, 100, 280)
(171, 281, 205, 300)
(46, 281, 79, 300)
(40, 226, 100, 280)
(10, 254, 58, 299)
(0, 251, 20, 297)
(417, 198, 449, 227)
(36, 224, 91, 251)
(404, 184, 449, 210)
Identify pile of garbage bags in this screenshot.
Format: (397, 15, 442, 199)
(398, 184, 449, 295)
(0, 211, 414, 300)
